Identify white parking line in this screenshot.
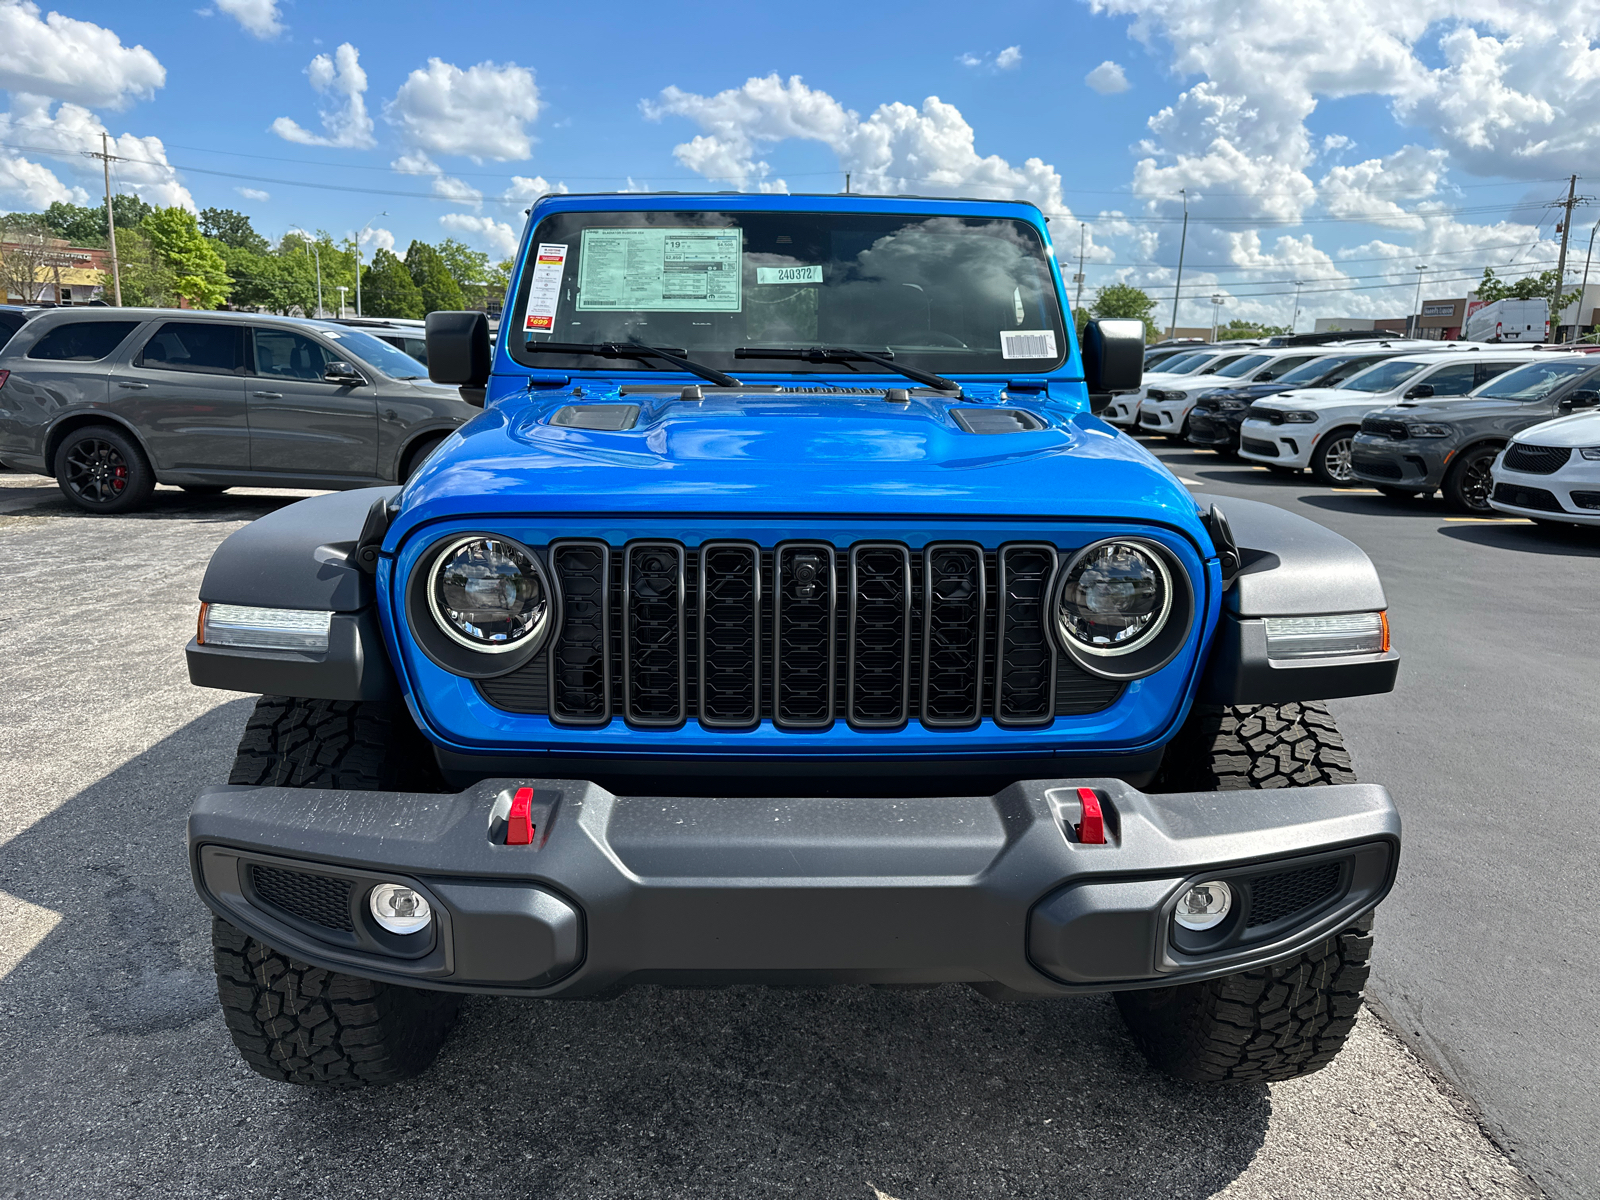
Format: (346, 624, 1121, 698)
(1442, 517, 1533, 524)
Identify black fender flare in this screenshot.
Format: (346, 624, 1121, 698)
(44, 409, 156, 475)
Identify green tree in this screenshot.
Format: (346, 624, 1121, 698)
(1476, 266, 1581, 313)
(1089, 283, 1158, 340)
(405, 240, 466, 313)
(483, 258, 514, 312)
(199, 207, 269, 253)
(361, 248, 424, 318)
(115, 227, 178, 307)
(436, 238, 492, 300)
(40, 202, 106, 246)
(1218, 319, 1291, 340)
(142, 207, 232, 309)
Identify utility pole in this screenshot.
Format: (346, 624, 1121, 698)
(844, 172, 851, 194)
(1073, 223, 1087, 315)
(1290, 280, 1306, 333)
(1411, 265, 1426, 337)
(1546, 176, 1596, 341)
(1580, 220, 1599, 343)
(1168, 188, 1188, 339)
(83, 133, 122, 305)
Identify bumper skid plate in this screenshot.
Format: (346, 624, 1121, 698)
(189, 777, 1399, 998)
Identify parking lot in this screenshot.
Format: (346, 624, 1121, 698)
(1, 457, 1585, 1198)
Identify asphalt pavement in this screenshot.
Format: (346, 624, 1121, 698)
(0, 464, 1568, 1199)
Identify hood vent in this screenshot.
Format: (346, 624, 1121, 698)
(551, 404, 640, 431)
(950, 408, 1046, 435)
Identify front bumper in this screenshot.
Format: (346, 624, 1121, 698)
(189, 776, 1400, 998)
(1138, 399, 1188, 432)
(1349, 433, 1448, 489)
(1489, 459, 1600, 524)
(1103, 395, 1142, 427)
(1239, 419, 1320, 468)
(1186, 409, 1244, 447)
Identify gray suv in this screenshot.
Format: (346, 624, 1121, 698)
(1350, 355, 1600, 511)
(0, 309, 480, 513)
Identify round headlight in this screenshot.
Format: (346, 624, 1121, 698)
(428, 536, 549, 652)
(1055, 540, 1173, 656)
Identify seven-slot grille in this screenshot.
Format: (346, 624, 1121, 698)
(1359, 416, 1410, 441)
(476, 540, 1127, 730)
(1246, 405, 1287, 425)
(1502, 443, 1572, 475)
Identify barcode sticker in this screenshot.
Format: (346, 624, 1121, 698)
(1000, 329, 1059, 359)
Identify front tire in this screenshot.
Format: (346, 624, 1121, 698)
(1442, 444, 1500, 513)
(54, 425, 155, 514)
(213, 697, 457, 1087)
(1122, 703, 1370, 1083)
(1309, 426, 1359, 486)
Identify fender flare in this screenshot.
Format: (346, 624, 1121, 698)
(44, 409, 156, 474)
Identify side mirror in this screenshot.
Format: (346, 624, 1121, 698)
(1081, 318, 1144, 413)
(323, 361, 364, 385)
(1560, 389, 1600, 411)
(1403, 383, 1434, 399)
(426, 310, 491, 391)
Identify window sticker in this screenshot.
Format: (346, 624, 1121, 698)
(524, 243, 568, 332)
(756, 264, 823, 285)
(576, 228, 742, 312)
(1000, 329, 1059, 359)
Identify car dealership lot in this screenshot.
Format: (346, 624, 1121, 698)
(0, 466, 1570, 1199)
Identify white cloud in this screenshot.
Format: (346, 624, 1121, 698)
(503, 174, 568, 203)
(0, 95, 194, 209)
(996, 46, 1023, 70)
(1085, 61, 1130, 95)
(1318, 144, 1447, 227)
(214, 0, 283, 38)
(0, 150, 85, 208)
(439, 212, 521, 258)
(235, 186, 270, 201)
(643, 74, 1069, 214)
(0, 1, 165, 109)
(386, 59, 540, 161)
(362, 225, 395, 253)
(391, 150, 484, 207)
(271, 43, 375, 149)
(958, 46, 1023, 71)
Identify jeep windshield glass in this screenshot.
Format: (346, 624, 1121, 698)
(1471, 359, 1597, 401)
(1336, 359, 1429, 393)
(508, 209, 1067, 377)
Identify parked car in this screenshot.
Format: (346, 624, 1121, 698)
(328, 317, 430, 365)
(1488, 408, 1600, 525)
(1101, 346, 1259, 428)
(1187, 345, 1434, 455)
(0, 308, 482, 514)
(1137, 346, 1332, 438)
(1236, 348, 1545, 484)
(1350, 356, 1600, 511)
(183, 190, 1401, 1093)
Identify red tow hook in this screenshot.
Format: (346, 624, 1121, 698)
(505, 786, 536, 846)
(1074, 787, 1106, 845)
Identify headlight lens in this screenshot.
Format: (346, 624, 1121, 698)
(1217, 398, 1247, 411)
(1580, 446, 1600, 460)
(1283, 411, 1317, 423)
(428, 537, 549, 651)
(1055, 541, 1173, 656)
(1175, 880, 1233, 931)
(1406, 423, 1452, 438)
(1163, 390, 1187, 402)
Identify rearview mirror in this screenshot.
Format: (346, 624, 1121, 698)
(1560, 389, 1600, 411)
(1403, 383, 1434, 399)
(1082, 318, 1144, 412)
(426, 310, 491, 390)
(323, 361, 364, 385)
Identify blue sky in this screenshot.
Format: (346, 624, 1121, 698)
(3, 0, 1597, 327)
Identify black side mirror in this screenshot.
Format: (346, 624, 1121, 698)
(323, 360, 364, 385)
(1081, 318, 1144, 413)
(426, 310, 491, 392)
(1560, 389, 1600, 411)
(1403, 383, 1435, 399)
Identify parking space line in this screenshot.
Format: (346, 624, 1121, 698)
(1442, 517, 1533, 524)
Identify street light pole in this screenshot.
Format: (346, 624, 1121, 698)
(1289, 281, 1305, 333)
(336, 285, 349, 318)
(1168, 188, 1188, 339)
(1411, 265, 1426, 338)
(353, 211, 387, 317)
(1074, 222, 1087, 316)
(1579, 221, 1600, 343)
(1210, 293, 1225, 341)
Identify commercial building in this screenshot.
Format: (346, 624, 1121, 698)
(0, 238, 109, 304)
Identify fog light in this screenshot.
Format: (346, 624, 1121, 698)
(369, 883, 432, 935)
(1175, 880, 1233, 930)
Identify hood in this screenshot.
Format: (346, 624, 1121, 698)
(392, 381, 1205, 537)
(1205, 381, 1294, 403)
(1511, 410, 1600, 447)
(1373, 397, 1517, 421)
(1253, 386, 1380, 411)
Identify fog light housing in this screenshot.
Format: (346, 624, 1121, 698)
(369, 883, 432, 935)
(1175, 880, 1233, 930)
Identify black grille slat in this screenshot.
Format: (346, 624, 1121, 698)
(922, 544, 984, 726)
(251, 864, 353, 932)
(699, 542, 760, 728)
(549, 540, 611, 723)
(995, 544, 1057, 726)
(1246, 862, 1342, 927)
(774, 542, 837, 728)
(1359, 417, 1409, 441)
(623, 542, 686, 726)
(1503, 443, 1572, 475)
(1491, 482, 1564, 512)
(848, 544, 912, 728)
(1351, 456, 1403, 479)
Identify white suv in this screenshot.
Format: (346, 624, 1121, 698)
(1489, 407, 1600, 526)
(1137, 347, 1333, 438)
(1236, 349, 1546, 484)
(1103, 347, 1258, 428)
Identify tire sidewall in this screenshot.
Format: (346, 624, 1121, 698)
(53, 425, 155, 514)
(1444, 444, 1500, 513)
(1310, 426, 1359, 486)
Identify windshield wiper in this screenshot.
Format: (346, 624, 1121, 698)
(734, 346, 960, 394)
(524, 339, 741, 388)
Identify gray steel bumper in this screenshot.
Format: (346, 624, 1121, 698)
(189, 777, 1399, 998)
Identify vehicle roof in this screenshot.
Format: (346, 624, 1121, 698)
(16, 307, 366, 336)
(526, 192, 1048, 227)
(329, 316, 428, 330)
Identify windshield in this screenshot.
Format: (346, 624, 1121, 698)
(1336, 358, 1430, 393)
(1153, 352, 1206, 374)
(509, 210, 1067, 376)
(319, 328, 428, 379)
(1473, 359, 1598, 401)
(1276, 355, 1353, 385)
(1165, 353, 1223, 375)
(1215, 354, 1270, 379)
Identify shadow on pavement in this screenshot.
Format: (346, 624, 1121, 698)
(0, 705, 1271, 1200)
(1295, 492, 1453, 519)
(1439, 521, 1600, 557)
(0, 482, 319, 524)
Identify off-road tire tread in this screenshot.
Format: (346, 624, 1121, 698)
(228, 696, 443, 791)
(212, 918, 460, 1088)
(1156, 701, 1356, 792)
(1114, 914, 1373, 1083)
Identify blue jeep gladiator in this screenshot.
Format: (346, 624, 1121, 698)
(185, 192, 1401, 1089)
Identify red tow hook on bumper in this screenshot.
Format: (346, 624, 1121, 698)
(505, 787, 536, 846)
(1074, 787, 1106, 844)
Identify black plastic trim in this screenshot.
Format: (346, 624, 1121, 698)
(1202, 612, 1399, 704)
(186, 609, 395, 700)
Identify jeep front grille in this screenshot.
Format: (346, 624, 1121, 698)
(476, 540, 1125, 730)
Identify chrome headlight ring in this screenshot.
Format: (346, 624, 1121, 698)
(1050, 537, 1195, 682)
(405, 533, 560, 679)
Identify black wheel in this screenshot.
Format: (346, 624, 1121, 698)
(180, 484, 229, 495)
(213, 697, 456, 1087)
(53, 425, 155, 514)
(1376, 486, 1422, 500)
(1122, 702, 1370, 1083)
(1442, 444, 1500, 513)
(399, 434, 446, 483)
(1309, 426, 1359, 486)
